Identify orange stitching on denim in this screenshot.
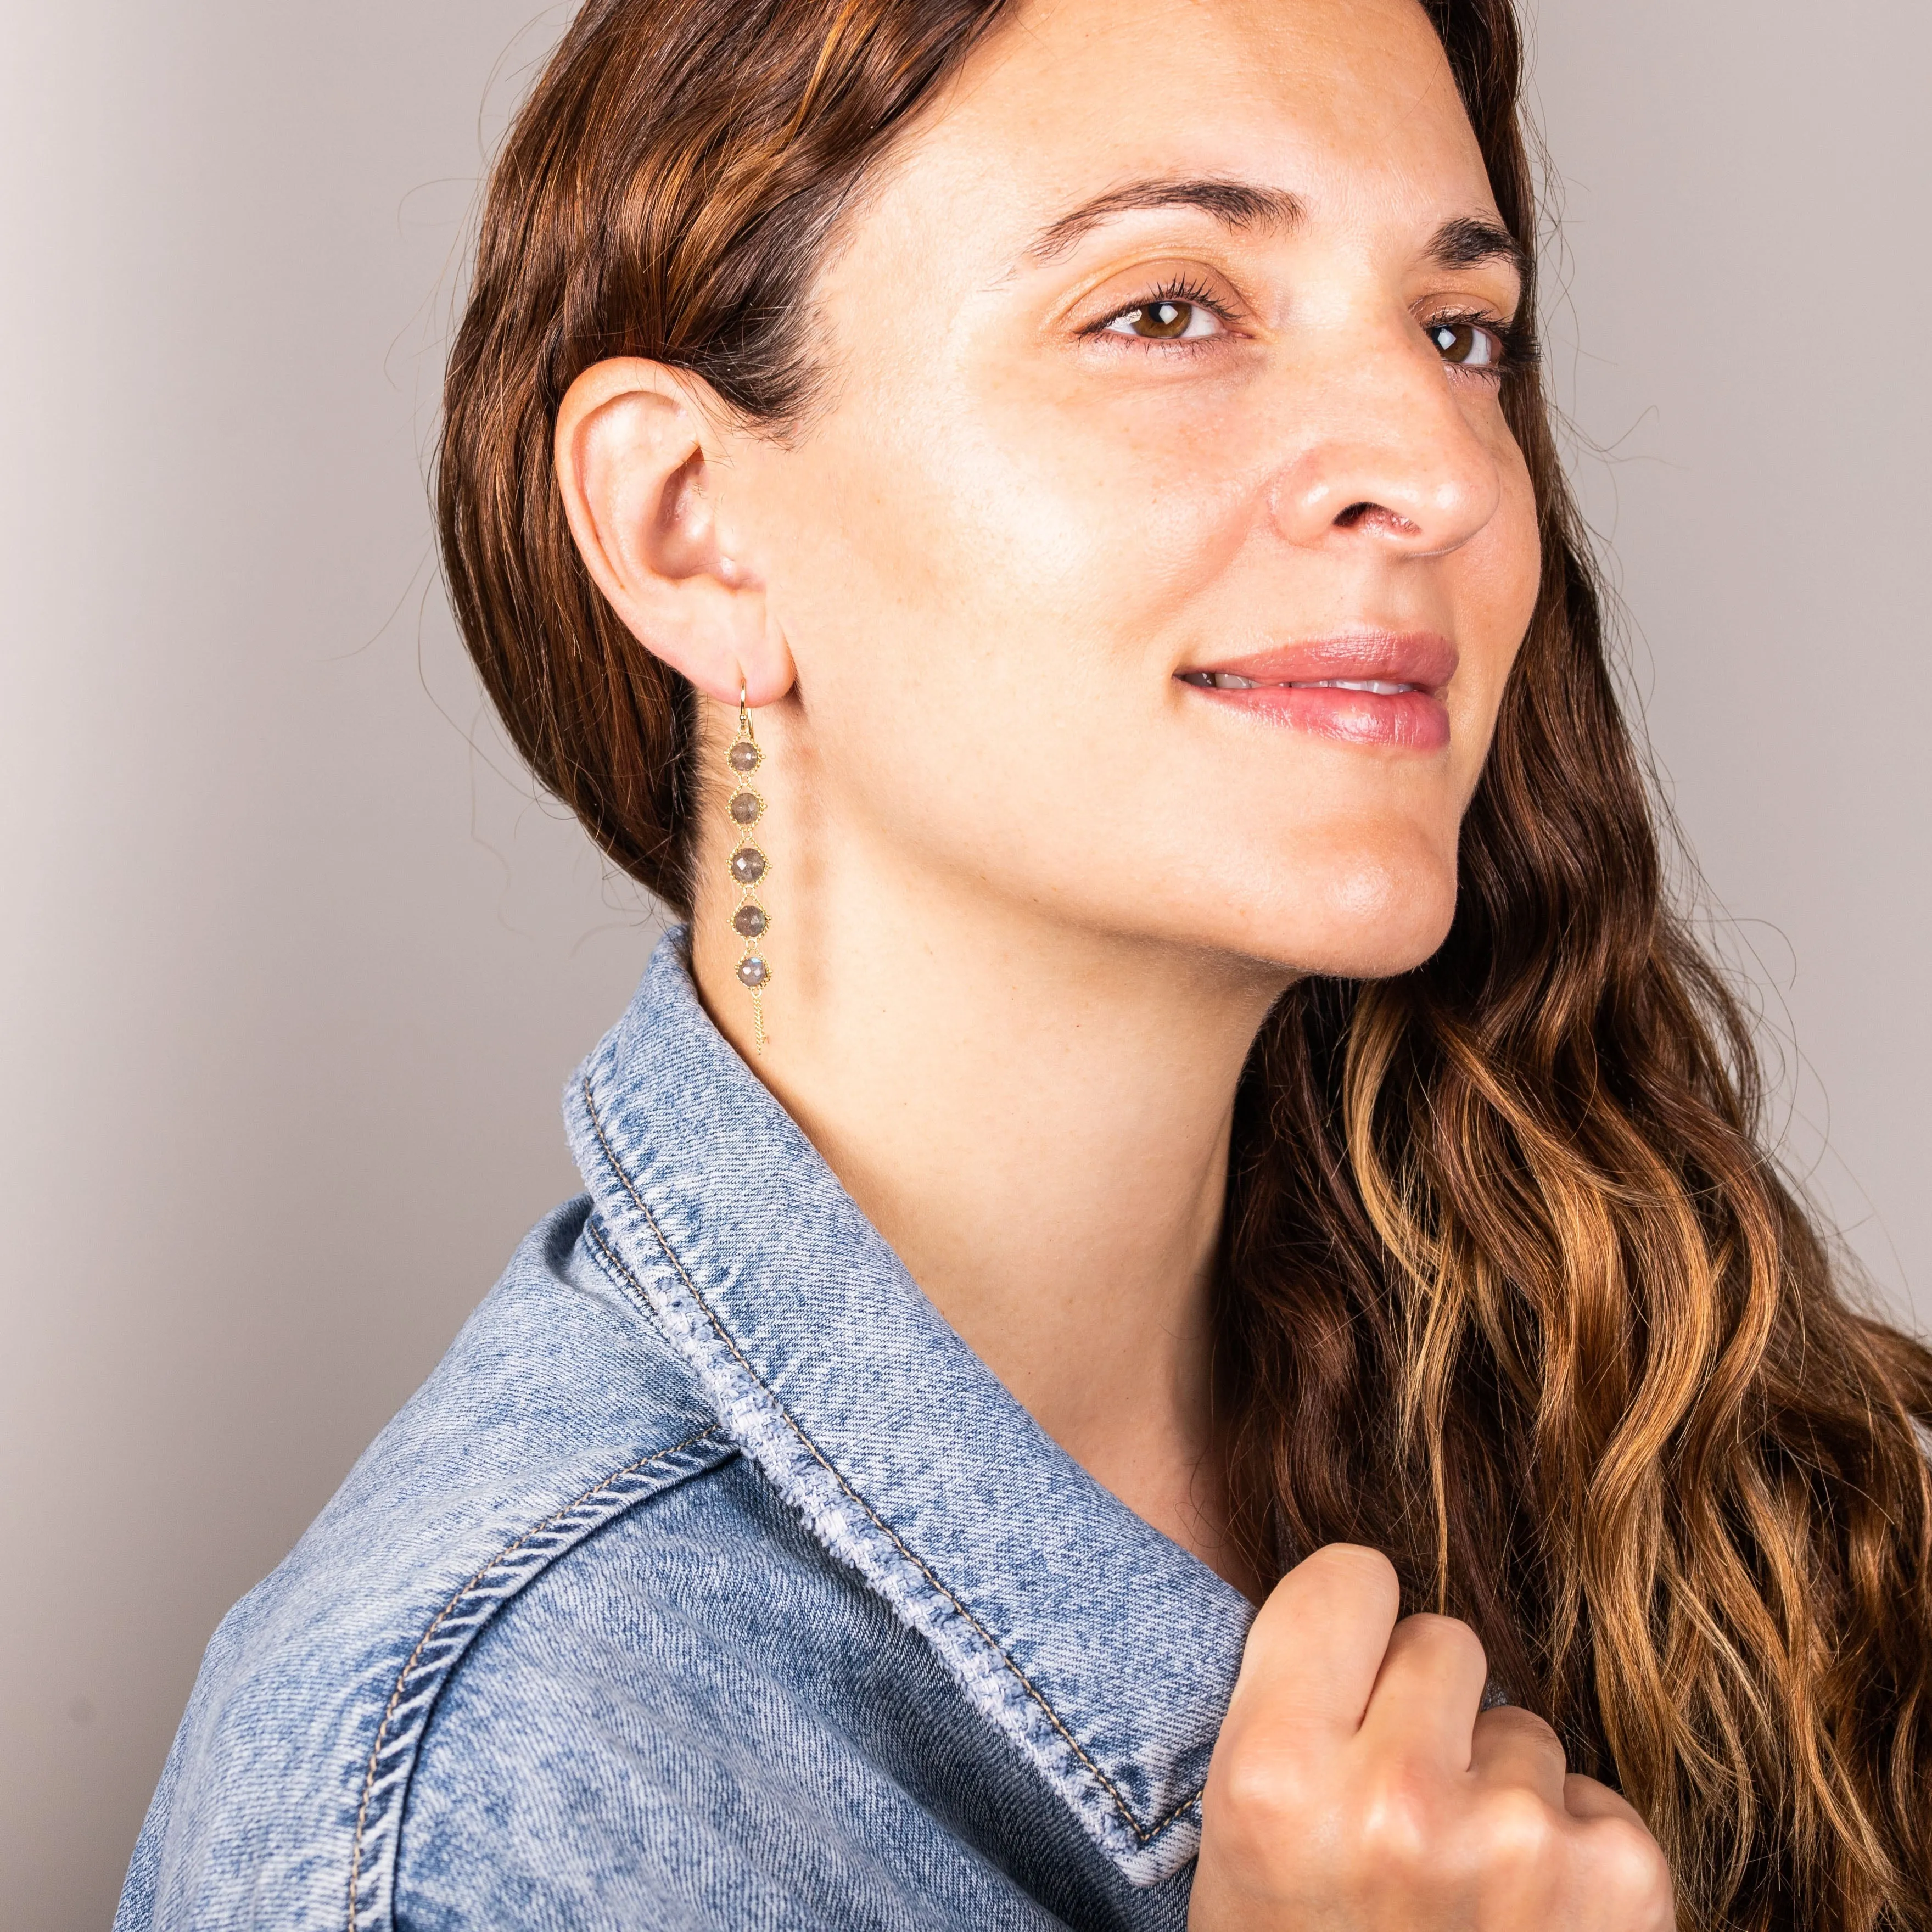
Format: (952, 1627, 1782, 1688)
(580, 1074, 1206, 1847)
(346, 1426, 723, 1931)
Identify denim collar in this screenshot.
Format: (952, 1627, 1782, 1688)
(565, 929, 1253, 1885)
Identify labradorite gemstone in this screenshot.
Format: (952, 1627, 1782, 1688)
(736, 955, 770, 988)
(729, 789, 762, 825)
(732, 904, 769, 939)
(728, 740, 761, 773)
(730, 845, 767, 885)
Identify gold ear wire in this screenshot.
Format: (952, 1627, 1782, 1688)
(724, 686, 770, 1055)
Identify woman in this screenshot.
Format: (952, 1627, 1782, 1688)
(117, 0, 1932, 1926)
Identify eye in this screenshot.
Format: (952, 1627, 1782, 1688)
(1100, 297, 1224, 343)
(1426, 317, 1505, 369)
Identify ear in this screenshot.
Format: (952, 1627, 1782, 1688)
(552, 359, 794, 707)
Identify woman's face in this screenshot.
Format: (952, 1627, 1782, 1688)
(726, 0, 1541, 982)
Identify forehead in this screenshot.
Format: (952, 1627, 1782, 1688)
(885, 0, 1496, 250)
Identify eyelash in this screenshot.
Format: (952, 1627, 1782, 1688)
(1084, 283, 1540, 376)
(1420, 306, 1540, 379)
(1084, 276, 1236, 349)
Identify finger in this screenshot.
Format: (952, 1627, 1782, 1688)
(1562, 1772, 1647, 1827)
(1469, 1704, 1569, 1805)
(1565, 1779, 1676, 1929)
(1229, 1544, 1402, 1739)
(1358, 1612, 1489, 1771)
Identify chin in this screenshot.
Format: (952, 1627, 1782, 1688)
(1222, 848, 1461, 982)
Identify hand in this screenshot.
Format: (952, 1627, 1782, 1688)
(1188, 1545, 1673, 1931)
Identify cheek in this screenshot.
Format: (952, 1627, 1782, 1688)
(917, 452, 1231, 673)
(807, 345, 1258, 647)
(764, 373, 1250, 785)
(1444, 432, 1542, 772)
(1502, 512, 1543, 668)
(1484, 433, 1543, 643)
(995, 385, 1272, 621)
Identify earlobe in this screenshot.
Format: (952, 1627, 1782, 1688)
(552, 357, 794, 707)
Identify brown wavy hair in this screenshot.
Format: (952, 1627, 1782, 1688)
(435, 1, 1932, 1923)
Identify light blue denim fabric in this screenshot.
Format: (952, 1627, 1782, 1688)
(117, 929, 1257, 1930)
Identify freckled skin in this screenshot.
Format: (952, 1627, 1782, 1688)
(721, 0, 1540, 987)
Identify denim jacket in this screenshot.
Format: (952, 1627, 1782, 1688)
(116, 932, 1256, 1931)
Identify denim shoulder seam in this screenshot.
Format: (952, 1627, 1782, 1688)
(345, 1424, 731, 1932)
(579, 1073, 1203, 1850)
(581, 1206, 671, 1339)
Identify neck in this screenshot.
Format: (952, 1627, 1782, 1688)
(691, 739, 1285, 1599)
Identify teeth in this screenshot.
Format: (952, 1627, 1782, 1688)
(1291, 678, 1416, 696)
(1180, 671, 1419, 695)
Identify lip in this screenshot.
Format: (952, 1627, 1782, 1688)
(1174, 630, 1457, 752)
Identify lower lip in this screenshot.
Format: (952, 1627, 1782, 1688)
(1180, 681, 1451, 751)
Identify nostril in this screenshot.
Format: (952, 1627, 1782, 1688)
(1332, 501, 1423, 537)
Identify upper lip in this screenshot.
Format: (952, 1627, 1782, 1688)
(1175, 630, 1458, 693)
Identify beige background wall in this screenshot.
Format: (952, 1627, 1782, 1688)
(1, 2, 1924, 1924)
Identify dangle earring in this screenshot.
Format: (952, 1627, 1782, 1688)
(724, 687, 771, 1054)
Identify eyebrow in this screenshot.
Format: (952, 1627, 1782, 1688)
(1024, 177, 1304, 261)
(1023, 177, 1530, 291)
(1425, 215, 1529, 287)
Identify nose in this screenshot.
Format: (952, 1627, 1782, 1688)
(1263, 321, 1504, 557)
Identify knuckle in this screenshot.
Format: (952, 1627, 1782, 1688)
(1586, 1815, 1672, 1900)
(1211, 1743, 1308, 1840)
(1476, 1705, 1566, 1760)
(1357, 1757, 1444, 1868)
(1401, 1611, 1488, 1676)
(1476, 1784, 1561, 1871)
(1477, 1704, 1556, 1743)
